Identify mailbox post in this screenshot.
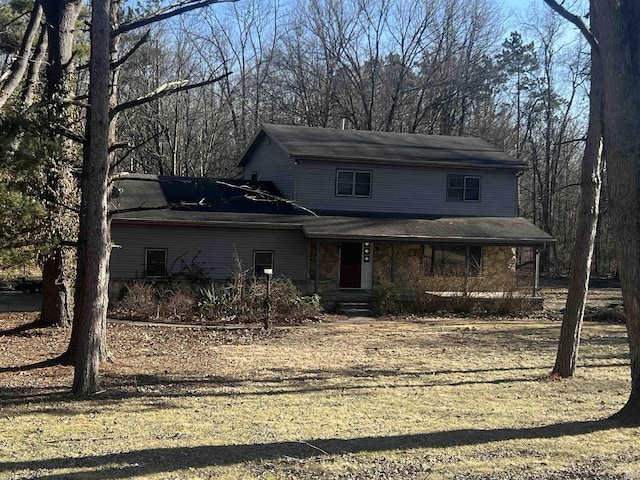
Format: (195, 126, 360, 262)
(263, 268, 273, 329)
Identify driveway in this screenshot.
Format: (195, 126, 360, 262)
(0, 292, 41, 312)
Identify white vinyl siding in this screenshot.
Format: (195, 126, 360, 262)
(111, 224, 308, 281)
(294, 161, 517, 217)
(242, 136, 295, 198)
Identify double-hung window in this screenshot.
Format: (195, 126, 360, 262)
(254, 251, 274, 277)
(336, 170, 371, 197)
(145, 249, 167, 278)
(447, 175, 481, 202)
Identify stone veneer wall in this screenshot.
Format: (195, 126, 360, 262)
(309, 241, 517, 293)
(373, 243, 517, 292)
(309, 240, 340, 292)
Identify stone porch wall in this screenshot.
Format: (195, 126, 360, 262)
(372, 243, 517, 292)
(310, 241, 517, 293)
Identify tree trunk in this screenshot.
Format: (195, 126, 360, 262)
(38, 249, 72, 327)
(38, 0, 84, 328)
(593, 0, 640, 425)
(71, 0, 112, 395)
(0, 1, 43, 110)
(551, 22, 604, 378)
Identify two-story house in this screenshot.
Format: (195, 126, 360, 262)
(109, 124, 554, 296)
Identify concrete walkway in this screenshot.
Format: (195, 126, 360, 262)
(0, 292, 41, 312)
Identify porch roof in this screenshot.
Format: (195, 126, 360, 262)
(301, 216, 554, 246)
(114, 206, 553, 246)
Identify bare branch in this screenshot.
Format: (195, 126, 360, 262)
(111, 29, 151, 70)
(49, 125, 86, 145)
(542, 0, 598, 51)
(109, 129, 166, 172)
(20, 23, 48, 108)
(113, 0, 238, 37)
(216, 181, 319, 217)
(108, 178, 317, 217)
(0, 1, 44, 110)
(111, 72, 231, 117)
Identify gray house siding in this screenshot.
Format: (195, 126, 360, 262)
(293, 161, 518, 217)
(243, 136, 296, 198)
(110, 223, 309, 281)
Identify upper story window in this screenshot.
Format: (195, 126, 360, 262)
(447, 175, 481, 202)
(145, 249, 167, 278)
(336, 170, 371, 197)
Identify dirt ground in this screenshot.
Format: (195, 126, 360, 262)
(1, 285, 637, 479)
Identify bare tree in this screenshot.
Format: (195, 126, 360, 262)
(70, 0, 234, 394)
(546, 0, 640, 424)
(541, 1, 603, 379)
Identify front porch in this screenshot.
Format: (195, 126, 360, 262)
(309, 239, 545, 297)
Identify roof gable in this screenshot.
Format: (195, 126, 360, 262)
(238, 124, 526, 171)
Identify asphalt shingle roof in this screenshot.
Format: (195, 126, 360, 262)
(111, 175, 553, 246)
(239, 124, 527, 171)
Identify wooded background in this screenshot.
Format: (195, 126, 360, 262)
(1, 0, 610, 277)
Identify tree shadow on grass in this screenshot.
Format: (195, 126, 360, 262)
(0, 359, 629, 417)
(0, 357, 65, 373)
(1, 419, 632, 480)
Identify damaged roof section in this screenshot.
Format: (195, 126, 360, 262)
(111, 174, 302, 215)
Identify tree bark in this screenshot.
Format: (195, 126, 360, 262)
(71, 0, 112, 396)
(38, 248, 72, 327)
(592, 0, 640, 425)
(551, 17, 604, 378)
(38, 0, 84, 328)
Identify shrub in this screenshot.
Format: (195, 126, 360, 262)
(372, 258, 534, 316)
(371, 278, 403, 315)
(113, 281, 159, 320)
(113, 274, 322, 325)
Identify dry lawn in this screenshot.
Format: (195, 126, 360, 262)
(1, 287, 639, 479)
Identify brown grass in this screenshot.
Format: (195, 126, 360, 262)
(0, 289, 638, 479)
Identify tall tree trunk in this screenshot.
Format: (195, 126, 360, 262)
(38, 248, 72, 327)
(72, 0, 111, 395)
(38, 0, 84, 328)
(593, 0, 640, 425)
(551, 21, 604, 378)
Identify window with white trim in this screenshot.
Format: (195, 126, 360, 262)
(336, 170, 371, 197)
(447, 175, 481, 202)
(254, 251, 274, 277)
(145, 249, 167, 278)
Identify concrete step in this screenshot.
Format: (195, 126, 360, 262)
(338, 301, 374, 317)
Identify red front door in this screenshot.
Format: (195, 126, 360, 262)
(339, 242, 362, 288)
